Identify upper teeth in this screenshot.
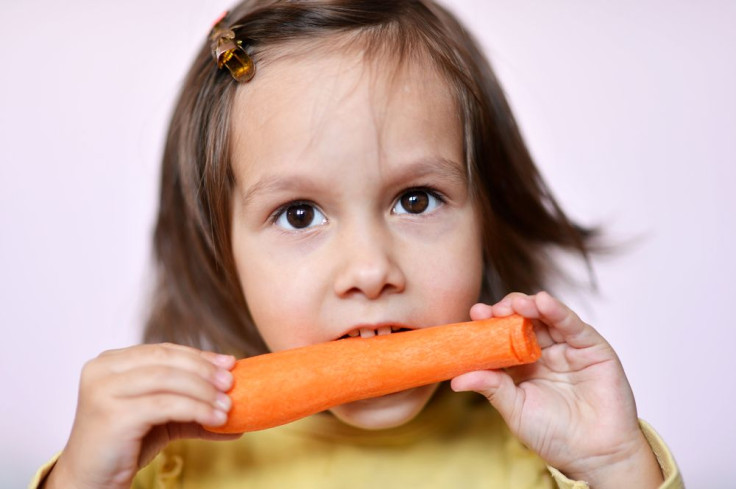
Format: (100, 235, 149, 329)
(349, 326, 402, 338)
(360, 328, 375, 338)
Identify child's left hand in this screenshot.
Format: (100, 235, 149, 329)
(451, 292, 663, 489)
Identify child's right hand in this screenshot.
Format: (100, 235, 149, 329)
(42, 343, 240, 489)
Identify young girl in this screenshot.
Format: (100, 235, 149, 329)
(34, 1, 683, 488)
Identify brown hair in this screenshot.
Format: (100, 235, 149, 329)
(144, 0, 598, 357)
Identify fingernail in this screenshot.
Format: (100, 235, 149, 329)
(213, 354, 235, 368)
(450, 380, 468, 393)
(215, 369, 233, 390)
(211, 409, 228, 425)
(215, 392, 232, 412)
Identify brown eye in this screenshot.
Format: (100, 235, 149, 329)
(286, 204, 314, 228)
(275, 203, 326, 230)
(401, 191, 428, 213)
(394, 189, 442, 215)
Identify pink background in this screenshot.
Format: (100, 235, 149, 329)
(1, 1, 734, 486)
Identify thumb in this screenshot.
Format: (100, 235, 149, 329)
(451, 370, 521, 420)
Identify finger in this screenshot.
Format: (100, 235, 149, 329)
(104, 343, 234, 370)
(451, 370, 521, 424)
(130, 393, 230, 429)
(490, 292, 531, 317)
(95, 344, 234, 383)
(533, 292, 603, 348)
(469, 302, 494, 321)
(109, 366, 232, 412)
(492, 292, 558, 322)
(200, 349, 237, 369)
(491, 292, 599, 350)
(486, 293, 555, 348)
(469, 301, 563, 360)
(82, 362, 231, 411)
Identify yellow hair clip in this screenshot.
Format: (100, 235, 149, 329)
(209, 11, 255, 83)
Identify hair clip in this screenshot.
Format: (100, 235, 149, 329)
(209, 11, 255, 83)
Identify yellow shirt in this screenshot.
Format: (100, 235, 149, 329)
(31, 389, 683, 489)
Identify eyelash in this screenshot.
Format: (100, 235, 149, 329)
(269, 200, 325, 227)
(392, 186, 447, 213)
(269, 186, 447, 230)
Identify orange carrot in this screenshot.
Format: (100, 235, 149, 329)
(206, 314, 539, 433)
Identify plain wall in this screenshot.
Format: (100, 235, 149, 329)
(1, 1, 734, 487)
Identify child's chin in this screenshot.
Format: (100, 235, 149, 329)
(328, 383, 439, 430)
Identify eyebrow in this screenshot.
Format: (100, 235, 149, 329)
(239, 156, 467, 207)
(239, 174, 322, 208)
(390, 157, 467, 187)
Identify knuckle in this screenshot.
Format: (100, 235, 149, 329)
(151, 394, 173, 411)
(147, 343, 174, 361)
(149, 365, 177, 385)
(198, 360, 217, 379)
(80, 358, 102, 385)
(150, 395, 203, 420)
(80, 358, 96, 375)
(95, 347, 117, 359)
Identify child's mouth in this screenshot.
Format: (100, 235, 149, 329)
(338, 325, 413, 340)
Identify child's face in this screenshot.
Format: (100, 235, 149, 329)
(229, 47, 483, 430)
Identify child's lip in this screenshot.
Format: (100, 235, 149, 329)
(337, 322, 415, 340)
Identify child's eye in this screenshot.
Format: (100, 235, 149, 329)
(392, 189, 444, 215)
(273, 202, 327, 230)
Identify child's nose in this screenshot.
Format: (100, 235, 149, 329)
(332, 221, 406, 300)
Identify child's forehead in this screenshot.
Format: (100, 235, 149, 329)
(228, 41, 464, 181)
(233, 40, 459, 129)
